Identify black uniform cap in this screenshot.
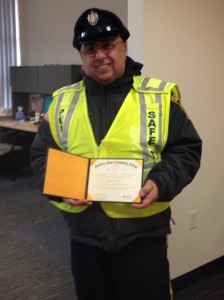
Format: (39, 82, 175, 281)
(73, 8, 130, 51)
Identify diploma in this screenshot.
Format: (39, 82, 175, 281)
(43, 148, 143, 203)
(87, 159, 143, 203)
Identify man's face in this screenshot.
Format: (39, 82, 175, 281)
(80, 36, 127, 86)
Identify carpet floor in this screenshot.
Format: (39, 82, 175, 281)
(0, 170, 76, 300)
(0, 168, 223, 300)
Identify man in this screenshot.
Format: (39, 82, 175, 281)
(30, 8, 202, 300)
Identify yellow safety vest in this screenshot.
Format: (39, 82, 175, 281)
(48, 75, 181, 218)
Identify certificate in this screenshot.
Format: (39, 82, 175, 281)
(43, 148, 143, 203)
(87, 159, 143, 203)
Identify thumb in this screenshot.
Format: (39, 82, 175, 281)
(139, 180, 155, 197)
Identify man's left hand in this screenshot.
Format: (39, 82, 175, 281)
(132, 179, 159, 208)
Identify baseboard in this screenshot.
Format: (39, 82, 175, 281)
(172, 255, 224, 292)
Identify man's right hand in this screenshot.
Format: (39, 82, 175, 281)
(62, 198, 93, 206)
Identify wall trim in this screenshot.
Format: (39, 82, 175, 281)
(172, 256, 224, 292)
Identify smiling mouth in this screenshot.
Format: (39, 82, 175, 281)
(96, 63, 111, 69)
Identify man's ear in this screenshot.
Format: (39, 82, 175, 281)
(122, 42, 127, 57)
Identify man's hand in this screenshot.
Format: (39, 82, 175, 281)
(62, 179, 158, 208)
(62, 198, 93, 206)
(132, 179, 159, 209)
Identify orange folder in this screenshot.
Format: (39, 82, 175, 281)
(43, 148, 143, 203)
(43, 148, 89, 199)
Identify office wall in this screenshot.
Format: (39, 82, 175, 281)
(19, 0, 128, 65)
(142, 0, 224, 278)
(19, 0, 224, 279)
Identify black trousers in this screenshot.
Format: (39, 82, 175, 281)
(71, 236, 172, 300)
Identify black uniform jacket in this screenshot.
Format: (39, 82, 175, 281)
(30, 57, 202, 251)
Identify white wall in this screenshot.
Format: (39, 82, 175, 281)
(143, 0, 224, 278)
(127, 0, 144, 62)
(19, 0, 224, 279)
(19, 0, 128, 65)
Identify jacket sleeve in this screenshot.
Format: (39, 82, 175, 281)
(30, 118, 61, 200)
(146, 101, 202, 202)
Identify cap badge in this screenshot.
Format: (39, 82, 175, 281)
(87, 11, 98, 26)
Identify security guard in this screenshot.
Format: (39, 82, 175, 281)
(30, 8, 202, 300)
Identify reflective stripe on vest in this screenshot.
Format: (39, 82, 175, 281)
(53, 82, 82, 152)
(48, 76, 180, 218)
(138, 77, 169, 169)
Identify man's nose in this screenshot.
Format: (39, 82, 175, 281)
(95, 47, 106, 58)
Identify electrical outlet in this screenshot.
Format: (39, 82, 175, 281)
(189, 210, 197, 230)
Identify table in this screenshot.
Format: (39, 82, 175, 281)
(0, 119, 38, 170)
(0, 120, 38, 133)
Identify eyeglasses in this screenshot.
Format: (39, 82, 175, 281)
(81, 40, 124, 57)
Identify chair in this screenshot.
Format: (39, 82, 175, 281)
(0, 143, 23, 179)
(0, 143, 12, 156)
